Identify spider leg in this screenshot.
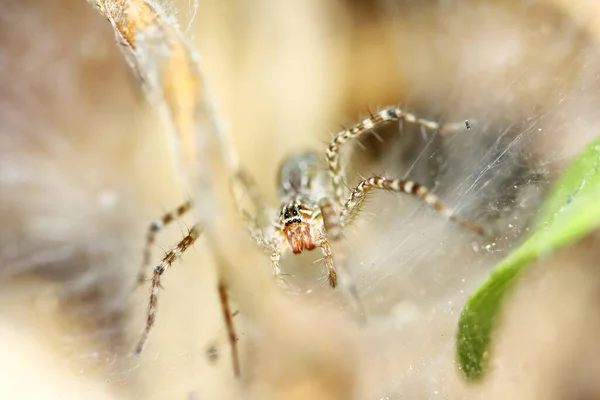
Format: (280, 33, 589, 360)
(270, 251, 282, 279)
(319, 197, 343, 241)
(230, 168, 268, 225)
(230, 167, 280, 260)
(138, 200, 192, 285)
(270, 249, 292, 289)
(317, 234, 337, 288)
(217, 281, 240, 377)
(246, 219, 292, 290)
(134, 225, 201, 356)
(340, 177, 484, 235)
(318, 198, 366, 319)
(326, 106, 469, 205)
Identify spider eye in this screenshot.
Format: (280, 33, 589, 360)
(283, 210, 290, 219)
(292, 209, 298, 217)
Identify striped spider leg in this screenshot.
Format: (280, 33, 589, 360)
(134, 224, 202, 356)
(137, 200, 192, 285)
(133, 170, 275, 376)
(133, 169, 274, 375)
(326, 106, 484, 234)
(135, 215, 241, 377)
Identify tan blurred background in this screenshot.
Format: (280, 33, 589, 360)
(1, 0, 600, 399)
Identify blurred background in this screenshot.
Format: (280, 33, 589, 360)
(1, 0, 600, 398)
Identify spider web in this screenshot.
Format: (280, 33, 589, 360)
(0, 0, 600, 399)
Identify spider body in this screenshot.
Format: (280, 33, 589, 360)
(135, 106, 483, 376)
(277, 152, 328, 255)
(277, 151, 329, 200)
(258, 151, 339, 287)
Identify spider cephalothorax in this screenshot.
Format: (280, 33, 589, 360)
(280, 201, 319, 254)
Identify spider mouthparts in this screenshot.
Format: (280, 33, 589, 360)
(284, 222, 316, 254)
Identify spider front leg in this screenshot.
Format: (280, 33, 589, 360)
(317, 233, 337, 288)
(340, 177, 483, 235)
(318, 198, 366, 319)
(231, 168, 268, 225)
(270, 250, 285, 285)
(318, 197, 342, 288)
(134, 225, 201, 355)
(138, 200, 192, 285)
(326, 106, 470, 205)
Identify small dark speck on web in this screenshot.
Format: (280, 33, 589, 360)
(465, 120, 471, 129)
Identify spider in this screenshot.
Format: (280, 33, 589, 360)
(133, 106, 483, 376)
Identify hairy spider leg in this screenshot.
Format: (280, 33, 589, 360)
(326, 106, 469, 206)
(269, 247, 286, 285)
(230, 168, 269, 226)
(135, 225, 242, 376)
(138, 200, 192, 285)
(317, 197, 341, 288)
(134, 225, 201, 356)
(340, 177, 484, 235)
(318, 197, 366, 320)
(317, 232, 337, 288)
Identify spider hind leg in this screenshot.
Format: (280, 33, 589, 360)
(138, 200, 192, 285)
(340, 177, 483, 235)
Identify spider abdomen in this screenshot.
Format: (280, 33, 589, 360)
(277, 151, 330, 200)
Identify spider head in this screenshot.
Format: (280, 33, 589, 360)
(280, 202, 317, 254)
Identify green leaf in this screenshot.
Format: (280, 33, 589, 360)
(456, 136, 600, 381)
